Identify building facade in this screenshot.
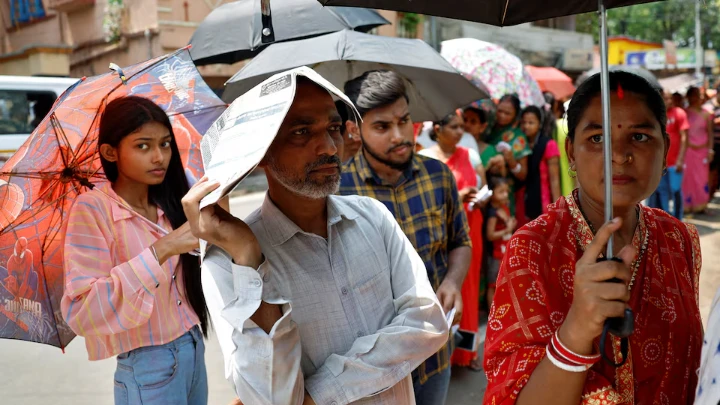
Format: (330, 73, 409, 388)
(0, 0, 240, 87)
(429, 16, 595, 73)
(0, 2, 420, 88)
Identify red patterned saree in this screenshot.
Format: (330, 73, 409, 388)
(483, 192, 703, 404)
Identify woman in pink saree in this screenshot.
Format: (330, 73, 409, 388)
(682, 86, 714, 213)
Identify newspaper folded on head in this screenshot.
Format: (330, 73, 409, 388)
(198, 67, 359, 256)
(199, 66, 360, 209)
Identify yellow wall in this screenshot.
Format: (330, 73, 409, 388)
(608, 37, 663, 65)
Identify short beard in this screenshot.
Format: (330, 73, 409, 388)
(266, 154, 341, 199)
(361, 138, 414, 172)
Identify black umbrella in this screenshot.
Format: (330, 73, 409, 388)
(224, 30, 488, 121)
(189, 0, 389, 65)
(318, 0, 657, 26)
(317, 0, 665, 366)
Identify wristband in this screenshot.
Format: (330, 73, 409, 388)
(545, 345, 592, 373)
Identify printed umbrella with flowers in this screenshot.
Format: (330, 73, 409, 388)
(0, 46, 226, 350)
(441, 38, 545, 108)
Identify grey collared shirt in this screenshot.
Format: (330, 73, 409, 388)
(201, 194, 449, 405)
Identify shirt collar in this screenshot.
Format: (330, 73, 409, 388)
(261, 193, 358, 247)
(353, 150, 421, 185)
(98, 183, 166, 224)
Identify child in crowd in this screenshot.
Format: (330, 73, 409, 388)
(485, 176, 516, 307)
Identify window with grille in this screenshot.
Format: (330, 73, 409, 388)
(9, 0, 46, 27)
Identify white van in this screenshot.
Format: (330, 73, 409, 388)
(0, 76, 79, 164)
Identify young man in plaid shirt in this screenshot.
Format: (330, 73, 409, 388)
(339, 70, 472, 405)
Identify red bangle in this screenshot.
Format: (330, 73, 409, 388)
(545, 342, 593, 372)
(552, 331, 600, 366)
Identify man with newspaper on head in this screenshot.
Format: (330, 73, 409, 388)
(182, 68, 449, 405)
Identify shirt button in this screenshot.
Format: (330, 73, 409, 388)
(341, 287, 348, 295)
(253, 279, 262, 288)
(155, 283, 159, 288)
(172, 274, 176, 281)
(177, 300, 182, 306)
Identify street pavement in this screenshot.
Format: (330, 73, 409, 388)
(6, 190, 720, 404)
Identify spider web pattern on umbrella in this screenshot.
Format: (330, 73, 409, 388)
(0, 47, 225, 350)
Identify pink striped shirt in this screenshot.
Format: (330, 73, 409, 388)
(61, 183, 199, 360)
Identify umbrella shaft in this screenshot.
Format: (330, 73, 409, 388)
(598, 0, 613, 257)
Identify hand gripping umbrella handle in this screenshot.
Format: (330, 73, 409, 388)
(597, 257, 634, 367)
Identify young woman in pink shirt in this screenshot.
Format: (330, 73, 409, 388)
(61, 96, 208, 405)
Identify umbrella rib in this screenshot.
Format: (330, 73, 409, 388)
(75, 49, 182, 152)
(1, 181, 85, 233)
(2, 171, 64, 179)
(49, 114, 72, 169)
(36, 203, 65, 350)
(501, 0, 509, 25)
(53, 114, 80, 165)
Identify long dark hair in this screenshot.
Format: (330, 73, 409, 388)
(522, 105, 551, 220)
(542, 91, 558, 139)
(98, 96, 209, 337)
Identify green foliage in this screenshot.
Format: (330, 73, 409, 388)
(400, 12, 424, 28)
(103, 0, 124, 43)
(576, 0, 720, 48)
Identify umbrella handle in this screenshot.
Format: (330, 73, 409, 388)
(597, 257, 634, 367)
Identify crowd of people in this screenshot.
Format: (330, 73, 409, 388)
(412, 88, 572, 371)
(58, 64, 718, 405)
(648, 86, 719, 218)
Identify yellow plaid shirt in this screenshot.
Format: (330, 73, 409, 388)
(339, 152, 471, 384)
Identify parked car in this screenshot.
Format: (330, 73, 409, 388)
(0, 76, 79, 165)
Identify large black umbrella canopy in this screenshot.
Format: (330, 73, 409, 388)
(223, 29, 489, 121)
(189, 0, 389, 65)
(317, 0, 658, 26)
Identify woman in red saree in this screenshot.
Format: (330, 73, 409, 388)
(419, 112, 486, 368)
(483, 71, 703, 404)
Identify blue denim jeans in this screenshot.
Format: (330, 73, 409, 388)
(648, 167, 684, 220)
(412, 366, 452, 405)
(113, 326, 208, 405)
